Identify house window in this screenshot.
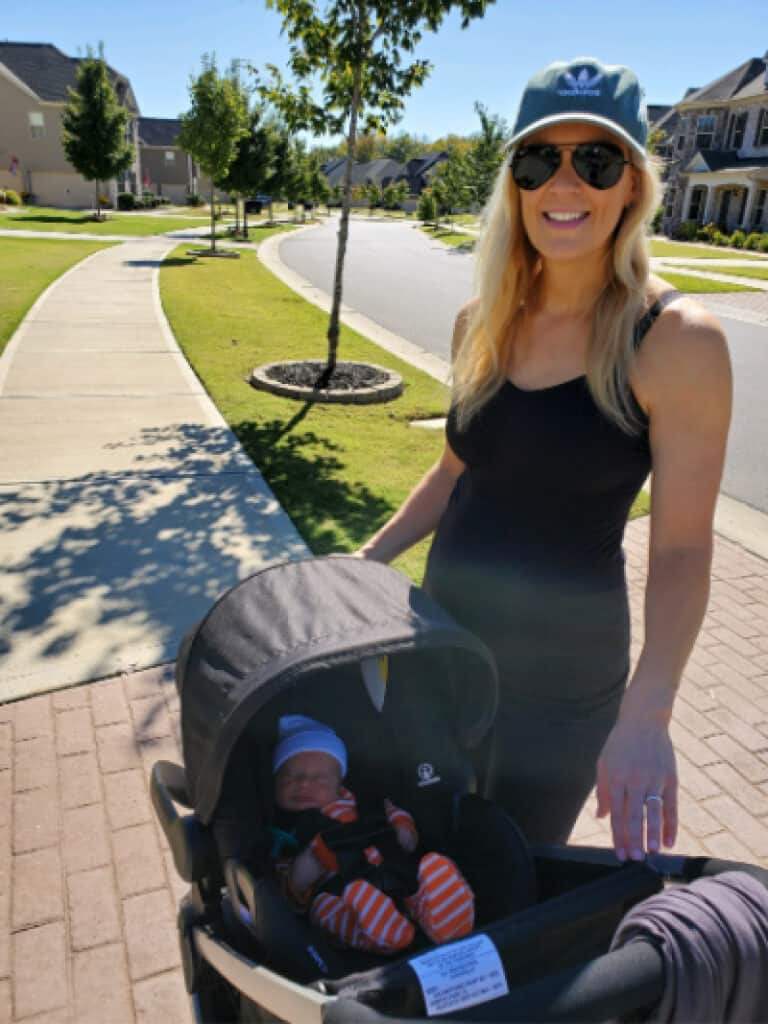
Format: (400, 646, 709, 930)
(695, 115, 716, 150)
(730, 112, 747, 149)
(165, 150, 176, 164)
(676, 135, 685, 151)
(754, 189, 767, 228)
(755, 110, 768, 147)
(28, 111, 45, 139)
(688, 186, 707, 223)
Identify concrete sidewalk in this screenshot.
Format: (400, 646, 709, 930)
(0, 236, 306, 701)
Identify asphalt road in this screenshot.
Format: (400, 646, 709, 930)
(279, 216, 768, 514)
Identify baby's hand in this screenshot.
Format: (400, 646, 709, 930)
(291, 847, 325, 891)
(395, 823, 418, 853)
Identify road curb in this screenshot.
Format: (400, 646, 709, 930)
(259, 226, 768, 565)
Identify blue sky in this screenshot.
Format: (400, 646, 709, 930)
(4, 0, 767, 140)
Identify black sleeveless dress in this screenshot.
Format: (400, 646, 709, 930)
(423, 292, 680, 843)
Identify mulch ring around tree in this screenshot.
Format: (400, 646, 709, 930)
(250, 360, 403, 405)
(185, 248, 240, 258)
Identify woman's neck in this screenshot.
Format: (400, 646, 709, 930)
(534, 253, 609, 317)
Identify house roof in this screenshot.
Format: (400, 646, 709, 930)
(138, 117, 182, 147)
(648, 105, 672, 125)
(686, 149, 768, 173)
(323, 156, 405, 187)
(731, 70, 768, 102)
(680, 57, 765, 106)
(0, 41, 139, 111)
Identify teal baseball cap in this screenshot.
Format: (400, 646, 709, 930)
(508, 57, 648, 162)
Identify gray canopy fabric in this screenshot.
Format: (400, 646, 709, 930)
(177, 557, 498, 825)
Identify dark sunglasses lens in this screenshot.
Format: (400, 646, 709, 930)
(511, 146, 559, 190)
(572, 143, 626, 189)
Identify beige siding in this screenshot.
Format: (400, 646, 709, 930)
(0, 72, 116, 207)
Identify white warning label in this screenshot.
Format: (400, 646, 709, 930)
(408, 933, 509, 1016)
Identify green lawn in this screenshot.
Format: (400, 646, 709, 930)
(0, 236, 116, 355)
(160, 244, 648, 584)
(656, 271, 760, 293)
(0, 206, 232, 235)
(675, 263, 768, 282)
(649, 239, 767, 260)
(420, 225, 476, 250)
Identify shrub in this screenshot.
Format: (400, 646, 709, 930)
(673, 219, 698, 241)
(650, 206, 663, 233)
(117, 192, 136, 210)
(744, 232, 762, 250)
(729, 230, 746, 249)
(2, 188, 22, 206)
(417, 190, 437, 225)
(186, 193, 203, 206)
(712, 230, 728, 246)
(758, 234, 768, 253)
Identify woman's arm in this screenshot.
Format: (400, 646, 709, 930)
(357, 443, 466, 563)
(596, 299, 732, 860)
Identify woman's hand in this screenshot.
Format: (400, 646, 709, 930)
(595, 714, 678, 861)
(291, 847, 326, 891)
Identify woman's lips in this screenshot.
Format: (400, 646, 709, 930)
(543, 212, 590, 229)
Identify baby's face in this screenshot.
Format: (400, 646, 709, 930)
(275, 751, 341, 812)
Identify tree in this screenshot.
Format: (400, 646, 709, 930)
(307, 155, 332, 213)
(261, 0, 494, 381)
(361, 180, 382, 213)
(383, 179, 409, 210)
(178, 55, 248, 251)
(465, 101, 508, 208)
(218, 105, 276, 237)
(61, 47, 133, 220)
(417, 188, 437, 226)
(383, 131, 426, 163)
(432, 150, 469, 225)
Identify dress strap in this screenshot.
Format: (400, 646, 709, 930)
(633, 290, 682, 350)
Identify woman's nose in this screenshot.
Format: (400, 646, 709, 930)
(548, 152, 582, 190)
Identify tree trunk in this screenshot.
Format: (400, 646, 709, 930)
(234, 197, 240, 237)
(324, 59, 362, 382)
(210, 184, 216, 252)
(243, 201, 249, 238)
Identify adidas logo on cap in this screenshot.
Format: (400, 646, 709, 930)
(558, 68, 603, 97)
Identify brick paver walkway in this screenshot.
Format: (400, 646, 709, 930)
(2, 518, 767, 1021)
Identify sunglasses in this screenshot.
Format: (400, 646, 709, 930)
(510, 142, 630, 191)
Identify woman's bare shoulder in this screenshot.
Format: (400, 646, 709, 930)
(635, 281, 730, 409)
(452, 298, 480, 359)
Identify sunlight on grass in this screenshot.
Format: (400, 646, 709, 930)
(0, 206, 229, 235)
(656, 272, 760, 293)
(674, 263, 768, 282)
(0, 236, 115, 354)
(649, 240, 767, 260)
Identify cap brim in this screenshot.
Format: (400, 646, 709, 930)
(507, 113, 647, 163)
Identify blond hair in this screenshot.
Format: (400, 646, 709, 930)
(452, 153, 662, 434)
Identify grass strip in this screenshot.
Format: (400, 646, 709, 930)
(649, 240, 767, 261)
(656, 271, 760, 293)
(673, 263, 768, 282)
(420, 225, 476, 250)
(0, 207, 229, 235)
(0, 236, 116, 355)
(160, 243, 649, 584)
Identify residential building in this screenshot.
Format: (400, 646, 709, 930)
(136, 117, 208, 203)
(322, 152, 448, 195)
(0, 41, 140, 207)
(659, 53, 768, 236)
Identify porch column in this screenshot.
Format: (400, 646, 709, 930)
(133, 119, 142, 198)
(741, 182, 759, 230)
(681, 183, 693, 220)
(702, 186, 717, 224)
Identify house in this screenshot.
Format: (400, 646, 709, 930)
(322, 152, 448, 195)
(658, 53, 768, 236)
(0, 41, 140, 207)
(136, 117, 208, 203)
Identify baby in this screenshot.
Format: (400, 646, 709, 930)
(272, 714, 475, 955)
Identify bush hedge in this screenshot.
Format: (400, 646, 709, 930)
(0, 188, 22, 205)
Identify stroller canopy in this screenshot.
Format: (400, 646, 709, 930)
(178, 556, 498, 824)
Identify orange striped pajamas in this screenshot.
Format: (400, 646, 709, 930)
(301, 788, 474, 954)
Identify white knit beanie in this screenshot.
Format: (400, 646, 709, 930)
(272, 715, 347, 777)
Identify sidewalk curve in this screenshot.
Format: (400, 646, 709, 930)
(0, 237, 306, 702)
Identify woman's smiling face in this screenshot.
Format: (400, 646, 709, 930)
(517, 121, 637, 264)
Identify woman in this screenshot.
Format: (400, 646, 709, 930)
(357, 58, 732, 860)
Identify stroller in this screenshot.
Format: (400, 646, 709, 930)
(152, 556, 768, 1023)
